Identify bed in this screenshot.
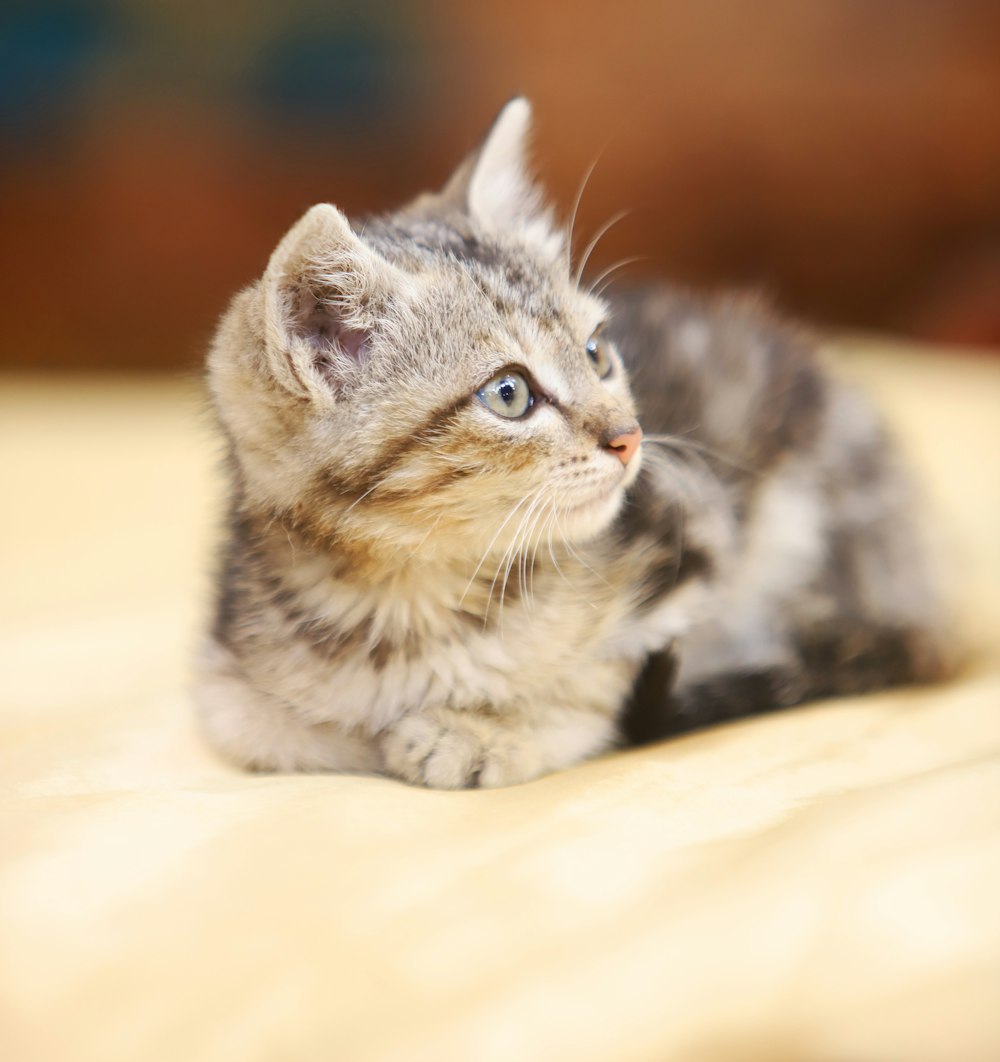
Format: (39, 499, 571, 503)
(2, 340, 998, 1061)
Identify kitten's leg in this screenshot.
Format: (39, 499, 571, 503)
(620, 619, 950, 745)
(620, 645, 809, 743)
(379, 704, 616, 789)
(796, 622, 950, 699)
(195, 640, 379, 773)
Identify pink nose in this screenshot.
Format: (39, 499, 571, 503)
(603, 426, 643, 466)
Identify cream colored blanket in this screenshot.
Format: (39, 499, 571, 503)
(2, 342, 998, 1062)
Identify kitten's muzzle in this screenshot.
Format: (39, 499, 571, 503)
(602, 425, 643, 466)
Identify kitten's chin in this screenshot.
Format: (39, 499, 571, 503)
(557, 455, 642, 543)
(557, 483, 628, 543)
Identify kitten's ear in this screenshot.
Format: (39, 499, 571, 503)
(261, 204, 409, 395)
(435, 98, 563, 262)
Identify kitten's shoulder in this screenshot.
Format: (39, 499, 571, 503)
(609, 285, 827, 469)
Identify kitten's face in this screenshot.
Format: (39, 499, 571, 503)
(209, 101, 642, 563)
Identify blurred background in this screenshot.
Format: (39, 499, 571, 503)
(2, 0, 1000, 372)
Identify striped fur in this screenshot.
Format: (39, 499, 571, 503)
(195, 100, 949, 787)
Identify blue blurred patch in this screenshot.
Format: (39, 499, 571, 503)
(248, 11, 416, 134)
(0, 1, 116, 139)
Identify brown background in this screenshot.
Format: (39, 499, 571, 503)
(2, 0, 1000, 372)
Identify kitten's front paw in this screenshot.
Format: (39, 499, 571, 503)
(380, 708, 542, 789)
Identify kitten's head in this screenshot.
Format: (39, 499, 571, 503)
(210, 99, 642, 563)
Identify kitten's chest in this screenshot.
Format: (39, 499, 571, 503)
(293, 567, 639, 731)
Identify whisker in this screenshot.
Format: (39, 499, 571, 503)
(459, 260, 500, 320)
(543, 502, 570, 586)
(529, 501, 554, 602)
(461, 491, 536, 606)
(565, 155, 601, 277)
(413, 512, 445, 553)
(340, 480, 382, 516)
(574, 209, 630, 288)
(640, 447, 727, 521)
(513, 488, 550, 615)
(643, 433, 762, 478)
(523, 490, 553, 611)
(485, 485, 546, 628)
(588, 255, 647, 298)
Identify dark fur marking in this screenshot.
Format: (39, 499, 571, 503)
(615, 467, 688, 548)
(621, 657, 807, 745)
(797, 624, 946, 697)
(619, 648, 679, 745)
(357, 398, 470, 490)
(315, 398, 473, 506)
(620, 623, 945, 746)
(636, 546, 712, 611)
(369, 638, 394, 672)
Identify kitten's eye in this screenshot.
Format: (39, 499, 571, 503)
(477, 371, 534, 419)
(586, 334, 613, 379)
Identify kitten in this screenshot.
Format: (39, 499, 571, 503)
(196, 99, 949, 788)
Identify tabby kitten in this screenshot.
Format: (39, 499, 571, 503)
(196, 99, 947, 788)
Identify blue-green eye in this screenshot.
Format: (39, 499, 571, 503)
(477, 371, 534, 418)
(586, 334, 613, 379)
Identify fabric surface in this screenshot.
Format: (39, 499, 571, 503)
(1, 342, 998, 1062)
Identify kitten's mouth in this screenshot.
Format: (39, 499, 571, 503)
(563, 456, 641, 512)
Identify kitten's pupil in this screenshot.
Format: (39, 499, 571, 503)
(499, 379, 516, 404)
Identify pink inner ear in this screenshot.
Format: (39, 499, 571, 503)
(335, 323, 370, 362)
(299, 299, 370, 366)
